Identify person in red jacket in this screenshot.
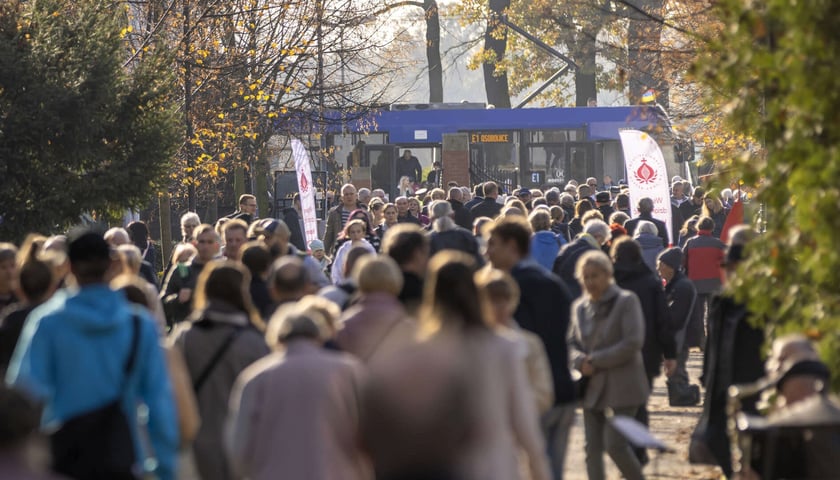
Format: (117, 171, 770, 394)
(682, 216, 725, 349)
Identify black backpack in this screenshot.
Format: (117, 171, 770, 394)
(50, 316, 140, 480)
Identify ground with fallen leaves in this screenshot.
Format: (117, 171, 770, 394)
(564, 351, 724, 480)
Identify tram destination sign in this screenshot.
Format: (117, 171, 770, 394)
(470, 131, 512, 144)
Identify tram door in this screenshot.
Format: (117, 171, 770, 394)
(565, 143, 595, 184)
(468, 132, 518, 192)
(360, 144, 399, 200)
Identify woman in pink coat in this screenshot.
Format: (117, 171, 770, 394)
(225, 299, 370, 480)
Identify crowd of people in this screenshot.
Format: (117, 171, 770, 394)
(0, 175, 834, 480)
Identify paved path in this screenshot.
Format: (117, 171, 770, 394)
(563, 351, 724, 480)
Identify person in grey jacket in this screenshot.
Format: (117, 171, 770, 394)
(170, 261, 270, 480)
(568, 250, 648, 480)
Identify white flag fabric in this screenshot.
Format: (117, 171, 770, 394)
(619, 130, 673, 244)
(291, 139, 319, 249)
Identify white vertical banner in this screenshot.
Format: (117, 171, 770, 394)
(619, 130, 673, 244)
(291, 139, 319, 249)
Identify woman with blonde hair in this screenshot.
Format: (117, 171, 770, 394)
(475, 268, 554, 414)
(116, 244, 167, 329)
(420, 251, 550, 480)
(170, 261, 270, 480)
(702, 193, 729, 239)
(336, 256, 413, 363)
(568, 250, 648, 480)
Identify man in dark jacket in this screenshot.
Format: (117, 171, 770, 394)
(594, 191, 614, 220)
(447, 187, 473, 231)
(161, 224, 219, 326)
(397, 150, 423, 183)
(427, 201, 483, 267)
(280, 193, 307, 251)
(552, 219, 610, 299)
(486, 218, 575, 480)
(470, 181, 502, 219)
(611, 237, 676, 464)
(657, 247, 700, 406)
(463, 183, 484, 211)
(623, 197, 669, 247)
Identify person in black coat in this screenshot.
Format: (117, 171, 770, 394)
(623, 197, 669, 247)
(0, 258, 55, 375)
(553, 219, 610, 300)
(657, 247, 700, 406)
(447, 187, 474, 231)
(611, 237, 676, 464)
(486, 218, 576, 479)
(691, 236, 764, 477)
(280, 194, 307, 252)
(469, 181, 503, 219)
(427, 201, 483, 267)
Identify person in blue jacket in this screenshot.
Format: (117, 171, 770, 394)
(6, 230, 178, 480)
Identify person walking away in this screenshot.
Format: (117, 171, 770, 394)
(485, 218, 575, 479)
(226, 303, 370, 480)
(418, 251, 550, 480)
(476, 268, 554, 414)
(7, 230, 178, 480)
(633, 220, 664, 274)
(656, 247, 700, 406)
(170, 261, 270, 480)
(611, 237, 676, 464)
(336, 256, 414, 363)
(568, 250, 648, 480)
(682, 216, 725, 350)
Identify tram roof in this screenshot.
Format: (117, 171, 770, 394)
(277, 105, 678, 144)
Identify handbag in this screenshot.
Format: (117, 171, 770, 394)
(573, 370, 590, 400)
(50, 316, 140, 480)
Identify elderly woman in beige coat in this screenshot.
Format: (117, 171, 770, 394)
(225, 299, 371, 480)
(568, 250, 649, 480)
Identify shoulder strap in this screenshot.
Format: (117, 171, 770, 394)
(193, 327, 243, 392)
(121, 315, 141, 391)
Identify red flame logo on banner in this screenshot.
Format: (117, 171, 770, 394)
(299, 170, 310, 193)
(634, 158, 657, 185)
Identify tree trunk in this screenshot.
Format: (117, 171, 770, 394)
(425, 0, 443, 103)
(483, 0, 511, 108)
(574, 31, 598, 107)
(626, 0, 668, 109)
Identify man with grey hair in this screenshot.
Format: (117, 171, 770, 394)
(552, 219, 610, 299)
(357, 188, 372, 208)
(427, 200, 482, 265)
(226, 302, 368, 480)
(180, 212, 201, 243)
(104, 227, 130, 247)
(256, 219, 329, 288)
(447, 186, 473, 230)
(371, 188, 387, 201)
(624, 197, 669, 247)
(324, 183, 359, 254)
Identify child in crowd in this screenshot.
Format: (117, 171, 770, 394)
(309, 239, 331, 275)
(331, 220, 375, 284)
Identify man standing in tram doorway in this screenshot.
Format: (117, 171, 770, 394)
(397, 150, 423, 184)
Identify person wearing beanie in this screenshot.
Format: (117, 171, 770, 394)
(656, 247, 700, 406)
(308, 239, 331, 275)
